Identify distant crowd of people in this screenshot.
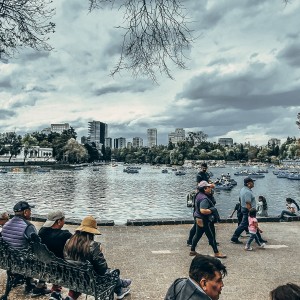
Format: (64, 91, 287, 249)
(0, 162, 299, 300)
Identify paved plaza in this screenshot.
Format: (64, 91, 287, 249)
(1, 221, 299, 300)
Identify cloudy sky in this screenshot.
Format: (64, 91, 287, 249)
(1, 0, 300, 146)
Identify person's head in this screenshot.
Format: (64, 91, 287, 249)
(270, 283, 300, 300)
(64, 216, 101, 261)
(201, 162, 208, 172)
(258, 196, 268, 210)
(43, 210, 65, 229)
(286, 198, 293, 204)
(13, 201, 35, 220)
(0, 211, 9, 226)
(249, 208, 257, 218)
(244, 177, 254, 189)
(189, 254, 227, 300)
(198, 181, 214, 195)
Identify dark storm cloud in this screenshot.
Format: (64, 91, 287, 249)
(0, 78, 12, 89)
(0, 109, 16, 119)
(93, 82, 153, 96)
(277, 43, 300, 67)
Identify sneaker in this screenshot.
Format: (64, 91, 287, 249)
(49, 291, 64, 300)
(116, 287, 131, 299)
(231, 238, 243, 244)
(121, 279, 132, 288)
(189, 251, 198, 256)
(259, 243, 266, 249)
(32, 287, 51, 297)
(259, 239, 268, 243)
(244, 246, 253, 251)
(186, 241, 192, 247)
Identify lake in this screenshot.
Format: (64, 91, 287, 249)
(0, 164, 299, 224)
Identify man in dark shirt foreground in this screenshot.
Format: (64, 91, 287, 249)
(39, 210, 72, 300)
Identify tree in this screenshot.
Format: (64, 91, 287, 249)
(3, 132, 22, 162)
(63, 138, 88, 163)
(0, 0, 55, 59)
(88, 0, 193, 81)
(22, 134, 38, 163)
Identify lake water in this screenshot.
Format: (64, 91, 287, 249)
(0, 165, 299, 224)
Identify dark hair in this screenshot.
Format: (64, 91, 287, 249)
(258, 196, 268, 210)
(189, 254, 227, 282)
(270, 283, 300, 300)
(249, 208, 257, 218)
(201, 163, 208, 168)
(286, 198, 300, 211)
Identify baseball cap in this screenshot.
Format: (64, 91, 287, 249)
(13, 201, 35, 212)
(244, 177, 254, 185)
(198, 180, 213, 188)
(43, 211, 65, 227)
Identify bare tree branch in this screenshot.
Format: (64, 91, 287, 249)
(89, 0, 194, 81)
(0, 0, 55, 59)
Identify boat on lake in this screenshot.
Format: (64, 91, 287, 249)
(161, 169, 168, 173)
(175, 170, 186, 176)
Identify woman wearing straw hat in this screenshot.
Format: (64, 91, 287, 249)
(64, 216, 131, 300)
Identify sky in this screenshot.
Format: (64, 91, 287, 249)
(1, 0, 300, 146)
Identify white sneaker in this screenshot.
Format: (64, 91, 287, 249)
(244, 246, 253, 251)
(260, 243, 266, 248)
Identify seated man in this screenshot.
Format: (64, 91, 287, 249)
(164, 254, 227, 300)
(1, 201, 51, 296)
(38, 210, 72, 300)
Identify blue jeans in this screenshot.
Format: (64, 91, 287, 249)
(246, 233, 262, 248)
(280, 210, 296, 219)
(232, 207, 249, 240)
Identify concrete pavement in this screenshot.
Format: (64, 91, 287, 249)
(1, 221, 300, 300)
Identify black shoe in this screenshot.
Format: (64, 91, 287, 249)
(231, 238, 243, 244)
(259, 239, 268, 243)
(31, 287, 51, 297)
(49, 291, 64, 300)
(24, 283, 36, 294)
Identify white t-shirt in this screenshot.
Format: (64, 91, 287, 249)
(289, 203, 299, 215)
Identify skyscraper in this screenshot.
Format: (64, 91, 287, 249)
(133, 137, 143, 148)
(88, 121, 107, 147)
(147, 128, 157, 147)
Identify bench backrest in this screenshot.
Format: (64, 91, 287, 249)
(0, 237, 119, 300)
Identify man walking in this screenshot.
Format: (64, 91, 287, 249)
(164, 254, 227, 300)
(38, 210, 72, 300)
(196, 163, 211, 184)
(1, 201, 51, 295)
(230, 177, 256, 244)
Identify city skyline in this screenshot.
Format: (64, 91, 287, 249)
(1, 1, 300, 145)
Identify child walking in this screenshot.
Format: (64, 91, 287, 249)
(245, 208, 265, 251)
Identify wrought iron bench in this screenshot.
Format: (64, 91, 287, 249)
(0, 236, 119, 300)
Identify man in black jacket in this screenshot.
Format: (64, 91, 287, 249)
(196, 163, 211, 184)
(164, 254, 227, 300)
(38, 210, 72, 300)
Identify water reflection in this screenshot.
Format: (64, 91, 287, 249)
(0, 165, 299, 224)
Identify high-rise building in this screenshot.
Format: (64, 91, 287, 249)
(168, 128, 185, 146)
(133, 137, 143, 148)
(51, 123, 70, 134)
(147, 128, 157, 147)
(218, 138, 233, 146)
(105, 137, 112, 148)
(114, 137, 126, 149)
(88, 121, 107, 147)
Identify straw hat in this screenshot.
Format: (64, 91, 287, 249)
(76, 216, 101, 235)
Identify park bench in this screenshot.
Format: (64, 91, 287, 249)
(0, 235, 119, 300)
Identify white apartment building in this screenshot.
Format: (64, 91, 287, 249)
(114, 137, 126, 149)
(51, 123, 70, 134)
(218, 138, 233, 146)
(133, 137, 143, 148)
(168, 128, 185, 146)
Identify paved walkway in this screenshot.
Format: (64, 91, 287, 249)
(1, 221, 300, 300)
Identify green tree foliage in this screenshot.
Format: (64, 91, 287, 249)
(22, 134, 38, 163)
(63, 138, 88, 163)
(2, 132, 22, 162)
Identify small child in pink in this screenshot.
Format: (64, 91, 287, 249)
(245, 208, 265, 251)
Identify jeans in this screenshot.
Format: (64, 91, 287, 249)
(280, 210, 296, 219)
(191, 219, 219, 253)
(232, 207, 249, 240)
(246, 233, 262, 248)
